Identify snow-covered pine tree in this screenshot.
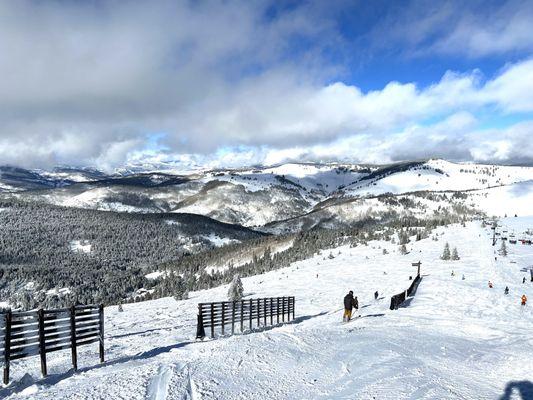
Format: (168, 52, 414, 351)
(228, 274, 244, 301)
(451, 247, 460, 260)
(441, 242, 451, 260)
(500, 240, 508, 256)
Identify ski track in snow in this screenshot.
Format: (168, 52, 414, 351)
(1, 218, 533, 399)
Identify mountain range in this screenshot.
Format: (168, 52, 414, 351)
(2, 159, 533, 232)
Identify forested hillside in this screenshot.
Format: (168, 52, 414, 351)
(0, 199, 263, 309)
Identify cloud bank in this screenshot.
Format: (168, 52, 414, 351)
(0, 0, 532, 170)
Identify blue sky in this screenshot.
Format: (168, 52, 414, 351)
(0, 0, 533, 169)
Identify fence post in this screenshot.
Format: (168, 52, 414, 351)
(263, 299, 267, 326)
(277, 298, 280, 324)
(291, 297, 295, 321)
(37, 309, 47, 377)
(196, 304, 205, 339)
(231, 301, 236, 335)
(270, 298, 273, 325)
(240, 300, 244, 332)
(98, 305, 104, 363)
(281, 297, 284, 322)
(249, 299, 252, 330)
(70, 306, 78, 371)
(210, 303, 215, 339)
(3, 310, 12, 385)
(221, 302, 226, 336)
(256, 299, 260, 327)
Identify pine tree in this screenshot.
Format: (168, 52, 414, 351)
(500, 240, 508, 257)
(228, 274, 244, 301)
(441, 242, 451, 260)
(451, 247, 460, 260)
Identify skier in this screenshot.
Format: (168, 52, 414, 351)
(523, 277, 526, 284)
(488, 281, 493, 288)
(462, 274, 465, 280)
(521, 294, 527, 306)
(504, 286, 509, 295)
(374, 291, 379, 300)
(451, 270, 455, 276)
(343, 291, 358, 322)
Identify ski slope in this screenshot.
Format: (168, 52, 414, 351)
(2, 220, 532, 399)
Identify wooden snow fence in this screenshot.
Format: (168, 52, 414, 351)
(1, 305, 104, 384)
(390, 274, 421, 310)
(196, 296, 295, 339)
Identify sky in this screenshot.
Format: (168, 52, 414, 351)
(1, 0, 533, 170)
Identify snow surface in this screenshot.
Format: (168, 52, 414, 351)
(2, 220, 532, 399)
(70, 240, 92, 254)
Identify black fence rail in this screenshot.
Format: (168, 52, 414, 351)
(1, 305, 104, 384)
(390, 274, 421, 310)
(196, 296, 295, 339)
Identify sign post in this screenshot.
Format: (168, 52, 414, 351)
(412, 261, 421, 276)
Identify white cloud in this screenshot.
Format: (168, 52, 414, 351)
(0, 1, 532, 169)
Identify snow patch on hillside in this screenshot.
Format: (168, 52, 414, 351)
(70, 240, 92, 253)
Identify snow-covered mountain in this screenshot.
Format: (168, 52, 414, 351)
(3, 159, 533, 228)
(2, 219, 531, 399)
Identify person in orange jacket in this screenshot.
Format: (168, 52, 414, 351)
(522, 294, 527, 306)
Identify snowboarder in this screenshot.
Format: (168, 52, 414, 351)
(504, 286, 509, 295)
(521, 294, 527, 306)
(488, 281, 493, 288)
(343, 291, 358, 322)
(374, 291, 379, 300)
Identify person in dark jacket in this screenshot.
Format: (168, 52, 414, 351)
(374, 291, 379, 300)
(504, 286, 509, 295)
(343, 291, 358, 322)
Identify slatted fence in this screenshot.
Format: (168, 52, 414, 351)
(196, 296, 295, 339)
(390, 274, 421, 310)
(1, 305, 104, 384)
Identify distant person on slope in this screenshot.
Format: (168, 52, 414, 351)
(374, 291, 379, 300)
(489, 281, 493, 288)
(343, 291, 358, 322)
(522, 294, 527, 306)
(523, 277, 526, 284)
(504, 286, 509, 295)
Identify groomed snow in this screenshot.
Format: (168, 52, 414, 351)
(2, 220, 532, 399)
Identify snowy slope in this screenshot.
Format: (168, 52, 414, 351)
(2, 219, 532, 399)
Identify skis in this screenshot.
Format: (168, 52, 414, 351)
(342, 314, 362, 324)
